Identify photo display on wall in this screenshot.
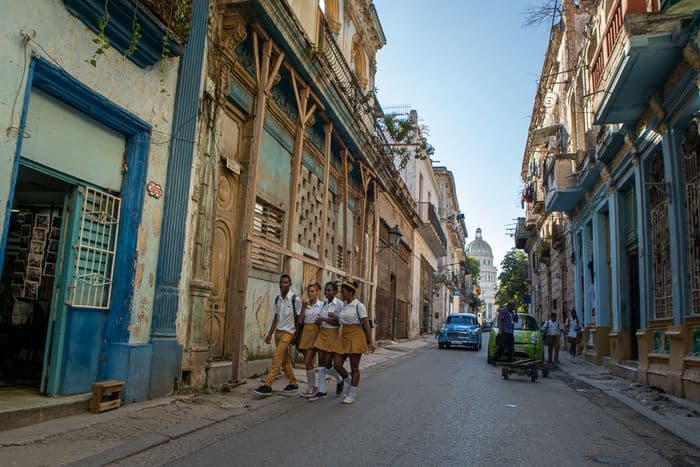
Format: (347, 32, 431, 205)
(9, 209, 61, 301)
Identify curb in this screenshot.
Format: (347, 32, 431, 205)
(69, 409, 248, 467)
(562, 370, 700, 450)
(70, 342, 432, 466)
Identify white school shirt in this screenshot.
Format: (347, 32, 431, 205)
(338, 299, 368, 326)
(544, 320, 561, 336)
(304, 300, 324, 324)
(567, 318, 580, 338)
(273, 292, 302, 334)
(319, 297, 343, 329)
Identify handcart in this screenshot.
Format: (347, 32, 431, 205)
(495, 359, 550, 382)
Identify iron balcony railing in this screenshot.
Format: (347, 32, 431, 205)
(316, 17, 392, 162)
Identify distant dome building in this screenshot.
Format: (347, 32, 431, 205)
(467, 228, 497, 322)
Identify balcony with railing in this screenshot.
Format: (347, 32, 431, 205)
(544, 154, 584, 213)
(417, 202, 448, 257)
(589, 0, 692, 125)
(317, 17, 390, 160)
(514, 217, 536, 251)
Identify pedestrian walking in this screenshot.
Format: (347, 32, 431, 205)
(333, 280, 375, 404)
(566, 309, 581, 361)
(492, 300, 518, 363)
(309, 281, 345, 401)
(298, 282, 323, 397)
(253, 274, 302, 396)
(542, 312, 561, 364)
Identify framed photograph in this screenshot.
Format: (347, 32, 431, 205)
(30, 240, 45, 255)
(32, 228, 47, 243)
(35, 214, 49, 229)
(21, 224, 31, 237)
(26, 267, 42, 282)
(49, 227, 61, 240)
(12, 272, 24, 284)
(45, 252, 57, 264)
(52, 216, 62, 228)
(24, 280, 39, 300)
(43, 262, 55, 277)
(12, 284, 24, 298)
(48, 240, 59, 253)
(28, 253, 43, 268)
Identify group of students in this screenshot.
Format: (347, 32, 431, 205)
(253, 274, 375, 405)
(541, 309, 582, 364)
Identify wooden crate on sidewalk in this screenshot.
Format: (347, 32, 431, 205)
(89, 380, 124, 413)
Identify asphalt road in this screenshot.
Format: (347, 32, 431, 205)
(119, 339, 700, 467)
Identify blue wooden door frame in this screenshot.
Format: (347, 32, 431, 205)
(1, 58, 151, 395)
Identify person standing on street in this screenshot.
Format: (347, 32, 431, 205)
(253, 274, 302, 396)
(543, 312, 561, 364)
(298, 282, 323, 397)
(566, 309, 581, 361)
(309, 281, 345, 401)
(333, 281, 375, 404)
(492, 300, 517, 363)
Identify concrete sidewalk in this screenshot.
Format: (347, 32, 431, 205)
(554, 356, 700, 450)
(0, 337, 434, 467)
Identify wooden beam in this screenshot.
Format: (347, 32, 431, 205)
(342, 149, 349, 274)
(228, 36, 282, 383)
(247, 234, 375, 287)
(319, 122, 333, 266)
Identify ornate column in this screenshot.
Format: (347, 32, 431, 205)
(148, 0, 209, 398)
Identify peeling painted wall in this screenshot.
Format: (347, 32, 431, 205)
(0, 0, 179, 345)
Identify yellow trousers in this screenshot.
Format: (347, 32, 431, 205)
(264, 330, 297, 387)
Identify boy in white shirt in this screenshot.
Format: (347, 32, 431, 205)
(254, 274, 302, 395)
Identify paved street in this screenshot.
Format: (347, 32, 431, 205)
(114, 338, 700, 467)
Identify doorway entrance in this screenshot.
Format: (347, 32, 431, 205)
(0, 166, 71, 392)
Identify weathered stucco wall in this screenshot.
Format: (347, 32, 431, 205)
(0, 0, 179, 345)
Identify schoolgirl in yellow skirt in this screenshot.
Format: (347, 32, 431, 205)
(308, 281, 345, 400)
(333, 281, 375, 404)
(298, 283, 323, 397)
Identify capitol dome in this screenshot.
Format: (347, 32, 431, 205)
(467, 228, 492, 258)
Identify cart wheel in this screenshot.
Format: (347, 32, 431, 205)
(542, 368, 550, 378)
(501, 368, 509, 379)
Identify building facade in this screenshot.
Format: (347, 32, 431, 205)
(516, 0, 700, 402)
(434, 167, 469, 324)
(0, 0, 190, 401)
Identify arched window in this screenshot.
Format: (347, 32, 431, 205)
(322, 0, 341, 33)
(352, 35, 367, 88)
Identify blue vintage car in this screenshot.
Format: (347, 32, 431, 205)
(437, 313, 482, 350)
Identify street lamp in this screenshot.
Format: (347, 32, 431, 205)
(388, 225, 403, 248)
(378, 225, 403, 253)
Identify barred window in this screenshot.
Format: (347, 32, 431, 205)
(251, 199, 284, 272)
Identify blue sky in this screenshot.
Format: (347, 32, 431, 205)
(374, 1, 551, 271)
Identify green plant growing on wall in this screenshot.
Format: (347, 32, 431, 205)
(383, 113, 435, 169)
(87, 0, 111, 67)
(85, 0, 192, 93)
(125, 10, 142, 57)
(538, 238, 551, 263)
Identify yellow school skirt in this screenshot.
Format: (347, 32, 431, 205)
(298, 324, 320, 350)
(340, 324, 368, 355)
(313, 327, 344, 354)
